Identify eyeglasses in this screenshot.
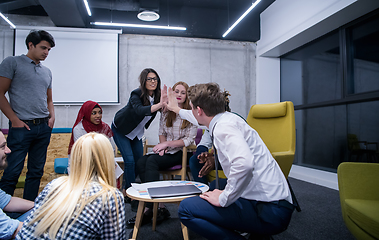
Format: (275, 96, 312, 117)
(146, 77, 158, 82)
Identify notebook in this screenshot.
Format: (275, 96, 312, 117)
(147, 185, 202, 198)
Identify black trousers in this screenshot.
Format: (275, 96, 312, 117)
(136, 151, 184, 183)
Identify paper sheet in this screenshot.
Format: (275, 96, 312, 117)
(114, 160, 124, 179)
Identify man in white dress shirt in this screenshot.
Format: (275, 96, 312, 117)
(178, 83, 295, 240)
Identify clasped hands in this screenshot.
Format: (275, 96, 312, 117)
(152, 142, 169, 156)
(198, 149, 215, 178)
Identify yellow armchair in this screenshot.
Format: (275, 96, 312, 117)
(246, 101, 300, 211)
(338, 162, 379, 240)
(246, 101, 296, 178)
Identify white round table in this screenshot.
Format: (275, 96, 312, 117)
(126, 181, 209, 240)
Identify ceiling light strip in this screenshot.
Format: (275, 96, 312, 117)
(83, 0, 92, 16)
(91, 22, 186, 31)
(222, 0, 261, 38)
(0, 12, 16, 28)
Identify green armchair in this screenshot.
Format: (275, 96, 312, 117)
(337, 162, 379, 240)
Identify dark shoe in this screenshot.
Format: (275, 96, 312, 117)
(124, 196, 132, 204)
(130, 200, 138, 212)
(156, 207, 170, 224)
(126, 209, 153, 229)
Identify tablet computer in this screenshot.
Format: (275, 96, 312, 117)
(147, 184, 202, 198)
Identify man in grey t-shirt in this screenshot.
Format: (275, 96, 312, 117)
(0, 30, 55, 201)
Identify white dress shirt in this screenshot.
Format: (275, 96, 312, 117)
(210, 112, 292, 207)
(179, 109, 212, 148)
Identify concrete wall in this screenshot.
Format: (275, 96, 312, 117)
(0, 14, 256, 145)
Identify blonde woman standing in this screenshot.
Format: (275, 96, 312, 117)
(16, 133, 125, 239)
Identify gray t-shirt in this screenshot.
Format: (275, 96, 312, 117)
(0, 54, 52, 120)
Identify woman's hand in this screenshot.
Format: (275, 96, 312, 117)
(200, 189, 223, 207)
(164, 87, 181, 114)
(151, 85, 168, 113)
(153, 142, 170, 156)
(160, 85, 168, 105)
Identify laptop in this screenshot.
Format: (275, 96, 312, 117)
(147, 185, 202, 198)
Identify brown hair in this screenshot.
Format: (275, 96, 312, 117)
(188, 83, 226, 117)
(166, 81, 191, 129)
(139, 68, 161, 106)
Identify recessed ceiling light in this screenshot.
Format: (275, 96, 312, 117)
(137, 11, 160, 22)
(91, 22, 186, 31)
(222, 0, 261, 38)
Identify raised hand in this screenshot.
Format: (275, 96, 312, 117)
(161, 84, 168, 103)
(159, 84, 168, 112)
(164, 87, 181, 114)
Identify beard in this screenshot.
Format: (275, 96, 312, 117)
(0, 156, 8, 170)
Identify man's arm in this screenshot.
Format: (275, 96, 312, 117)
(11, 222, 23, 239)
(0, 209, 21, 240)
(3, 197, 33, 238)
(0, 76, 29, 130)
(3, 196, 34, 213)
(47, 88, 55, 128)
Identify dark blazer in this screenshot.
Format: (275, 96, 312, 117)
(113, 88, 158, 135)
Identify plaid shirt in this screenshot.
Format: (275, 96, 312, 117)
(159, 111, 198, 154)
(16, 180, 125, 240)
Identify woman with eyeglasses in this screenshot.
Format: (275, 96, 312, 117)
(112, 68, 167, 206)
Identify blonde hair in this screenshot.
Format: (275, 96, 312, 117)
(28, 132, 121, 239)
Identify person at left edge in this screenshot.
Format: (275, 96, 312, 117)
(0, 129, 34, 240)
(0, 30, 55, 201)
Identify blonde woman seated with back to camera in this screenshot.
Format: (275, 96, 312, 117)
(16, 132, 126, 240)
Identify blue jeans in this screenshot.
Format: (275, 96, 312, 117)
(5, 208, 33, 222)
(111, 124, 143, 190)
(0, 121, 52, 201)
(189, 145, 208, 184)
(179, 179, 295, 240)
